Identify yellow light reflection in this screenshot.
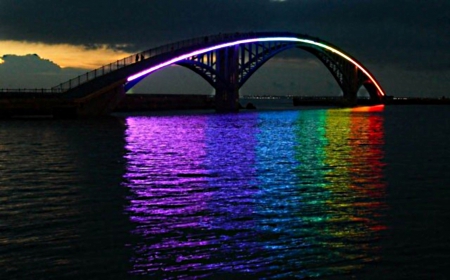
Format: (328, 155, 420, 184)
(323, 107, 387, 245)
(0, 40, 134, 69)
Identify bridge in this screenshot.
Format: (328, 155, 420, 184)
(0, 32, 385, 117)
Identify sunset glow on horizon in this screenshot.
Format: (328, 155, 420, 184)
(0, 40, 134, 69)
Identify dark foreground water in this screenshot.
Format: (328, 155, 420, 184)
(1, 105, 450, 279)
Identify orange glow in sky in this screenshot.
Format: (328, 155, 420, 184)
(0, 40, 134, 69)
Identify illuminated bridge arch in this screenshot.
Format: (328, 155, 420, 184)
(54, 32, 385, 113)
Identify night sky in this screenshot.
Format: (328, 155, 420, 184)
(0, 0, 448, 97)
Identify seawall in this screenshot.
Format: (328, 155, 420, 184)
(0, 93, 215, 118)
(114, 94, 215, 112)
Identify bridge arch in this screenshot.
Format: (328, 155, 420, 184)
(55, 32, 385, 113)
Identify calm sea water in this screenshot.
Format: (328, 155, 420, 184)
(1, 104, 450, 279)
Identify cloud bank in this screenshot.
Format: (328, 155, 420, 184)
(0, 54, 84, 88)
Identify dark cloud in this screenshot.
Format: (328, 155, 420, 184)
(1, 1, 448, 69)
(0, 55, 84, 88)
(1, 54, 60, 72)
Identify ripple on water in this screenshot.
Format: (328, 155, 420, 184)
(122, 110, 388, 278)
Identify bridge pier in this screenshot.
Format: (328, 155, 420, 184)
(214, 46, 240, 112)
(340, 65, 360, 107)
(65, 83, 126, 117)
(342, 91, 358, 107)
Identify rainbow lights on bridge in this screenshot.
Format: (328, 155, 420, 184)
(127, 36, 385, 97)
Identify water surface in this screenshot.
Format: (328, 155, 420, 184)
(1, 105, 449, 279)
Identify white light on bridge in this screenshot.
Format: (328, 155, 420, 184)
(127, 37, 385, 97)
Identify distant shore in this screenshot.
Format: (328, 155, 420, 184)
(292, 96, 450, 107)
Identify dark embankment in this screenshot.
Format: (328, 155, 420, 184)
(114, 94, 215, 112)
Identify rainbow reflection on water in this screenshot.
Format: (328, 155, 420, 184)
(122, 107, 387, 278)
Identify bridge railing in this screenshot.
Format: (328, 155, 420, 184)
(0, 88, 63, 93)
(50, 33, 266, 92)
(0, 88, 62, 98)
(50, 36, 212, 92)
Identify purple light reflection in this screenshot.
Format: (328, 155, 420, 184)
(123, 115, 214, 276)
(122, 112, 264, 277)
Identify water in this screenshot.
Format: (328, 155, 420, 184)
(1, 105, 450, 279)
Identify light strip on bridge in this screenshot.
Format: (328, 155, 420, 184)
(127, 37, 385, 96)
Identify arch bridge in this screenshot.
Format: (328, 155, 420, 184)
(52, 32, 385, 115)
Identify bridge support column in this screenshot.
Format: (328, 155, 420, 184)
(215, 46, 240, 112)
(342, 91, 357, 107)
(341, 65, 360, 107)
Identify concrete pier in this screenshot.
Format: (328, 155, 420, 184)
(214, 46, 240, 112)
